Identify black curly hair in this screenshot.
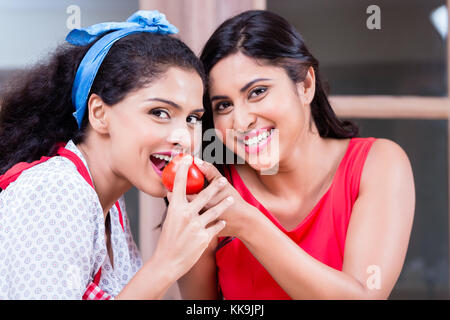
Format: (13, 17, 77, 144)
(0, 32, 206, 179)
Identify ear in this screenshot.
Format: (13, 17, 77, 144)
(87, 93, 109, 134)
(296, 66, 316, 105)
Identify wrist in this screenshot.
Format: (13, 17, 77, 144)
(234, 202, 260, 239)
(150, 249, 181, 285)
(153, 253, 178, 278)
(238, 205, 274, 248)
(116, 253, 176, 300)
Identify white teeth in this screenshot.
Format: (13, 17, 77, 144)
(152, 154, 171, 162)
(258, 131, 269, 141)
(243, 129, 272, 146)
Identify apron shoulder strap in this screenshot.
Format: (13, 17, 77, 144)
(0, 156, 52, 190)
(1, 144, 126, 286)
(0, 142, 66, 190)
(56, 147, 94, 188)
(56, 147, 125, 286)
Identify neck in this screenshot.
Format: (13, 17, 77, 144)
(77, 134, 131, 218)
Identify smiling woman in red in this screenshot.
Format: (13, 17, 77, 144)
(178, 10, 415, 299)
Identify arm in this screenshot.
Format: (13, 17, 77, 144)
(177, 236, 221, 300)
(116, 237, 221, 300)
(117, 196, 144, 274)
(116, 156, 230, 300)
(237, 139, 415, 299)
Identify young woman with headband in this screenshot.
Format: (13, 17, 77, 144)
(177, 10, 415, 299)
(0, 10, 232, 300)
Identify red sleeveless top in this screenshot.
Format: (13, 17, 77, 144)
(216, 137, 377, 299)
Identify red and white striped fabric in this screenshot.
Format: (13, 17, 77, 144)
(82, 282, 113, 300)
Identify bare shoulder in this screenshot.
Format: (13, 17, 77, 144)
(360, 138, 414, 192)
(368, 138, 409, 161)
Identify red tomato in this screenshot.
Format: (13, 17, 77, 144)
(161, 153, 205, 195)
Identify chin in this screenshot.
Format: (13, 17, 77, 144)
(146, 183, 168, 198)
(154, 188, 168, 198)
(134, 176, 168, 198)
(248, 161, 280, 175)
(238, 146, 279, 174)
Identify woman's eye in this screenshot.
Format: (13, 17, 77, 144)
(150, 109, 170, 119)
(215, 101, 232, 112)
(249, 87, 267, 98)
(187, 114, 202, 125)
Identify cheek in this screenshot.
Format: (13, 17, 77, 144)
(110, 116, 164, 160)
(192, 126, 203, 154)
(270, 94, 304, 127)
(110, 111, 140, 139)
(213, 117, 233, 147)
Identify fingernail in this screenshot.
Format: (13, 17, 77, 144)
(218, 177, 227, 185)
(226, 196, 234, 204)
(194, 157, 204, 166)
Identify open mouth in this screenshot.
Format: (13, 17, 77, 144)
(242, 128, 275, 147)
(236, 127, 275, 155)
(150, 152, 177, 177)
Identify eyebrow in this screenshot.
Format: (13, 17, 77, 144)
(210, 78, 272, 102)
(240, 78, 272, 93)
(210, 95, 229, 102)
(146, 98, 204, 113)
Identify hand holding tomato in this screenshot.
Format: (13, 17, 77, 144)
(162, 153, 205, 195)
(167, 157, 257, 238)
(153, 154, 233, 283)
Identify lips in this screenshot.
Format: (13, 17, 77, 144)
(237, 127, 274, 145)
(236, 127, 275, 155)
(150, 151, 180, 177)
(239, 126, 274, 142)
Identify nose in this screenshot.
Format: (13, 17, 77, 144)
(166, 126, 192, 153)
(233, 103, 257, 133)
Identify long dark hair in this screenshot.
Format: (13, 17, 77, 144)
(200, 10, 358, 156)
(0, 32, 206, 177)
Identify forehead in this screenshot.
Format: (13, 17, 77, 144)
(208, 52, 285, 93)
(133, 67, 204, 105)
(152, 67, 202, 94)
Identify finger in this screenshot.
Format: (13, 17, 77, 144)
(198, 196, 234, 227)
(189, 176, 228, 214)
(188, 187, 228, 212)
(193, 157, 224, 183)
(205, 220, 227, 239)
(166, 191, 173, 203)
(172, 155, 192, 202)
(186, 193, 212, 213)
(186, 194, 198, 204)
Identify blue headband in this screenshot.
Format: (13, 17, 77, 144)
(66, 10, 178, 129)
